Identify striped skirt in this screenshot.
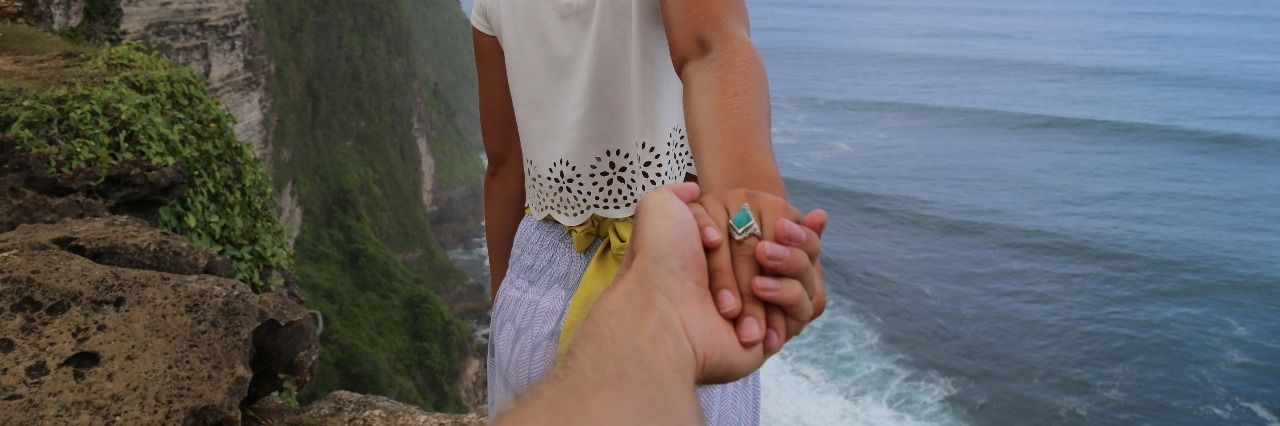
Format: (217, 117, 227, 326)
(487, 215, 761, 425)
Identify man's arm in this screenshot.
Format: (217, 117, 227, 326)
(495, 276, 702, 425)
(474, 28, 526, 304)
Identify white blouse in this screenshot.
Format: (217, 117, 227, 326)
(472, 0, 696, 226)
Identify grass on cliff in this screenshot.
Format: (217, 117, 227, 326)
(0, 24, 102, 90)
(254, 0, 482, 412)
(1, 33, 292, 292)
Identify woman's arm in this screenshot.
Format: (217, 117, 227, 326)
(659, 0, 783, 197)
(659, 0, 798, 347)
(474, 28, 526, 304)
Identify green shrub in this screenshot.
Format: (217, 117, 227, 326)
(2, 41, 291, 292)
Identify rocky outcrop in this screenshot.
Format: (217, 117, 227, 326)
(414, 115, 438, 213)
(248, 391, 485, 426)
(428, 181, 483, 249)
(0, 138, 188, 233)
(119, 0, 271, 166)
(0, 217, 319, 424)
(0, 0, 82, 30)
(454, 347, 487, 413)
(0, 216, 230, 277)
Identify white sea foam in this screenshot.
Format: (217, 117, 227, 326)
(761, 297, 962, 425)
(1242, 402, 1280, 426)
(1224, 317, 1249, 336)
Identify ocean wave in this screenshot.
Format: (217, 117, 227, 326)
(762, 296, 964, 425)
(1242, 402, 1280, 426)
(782, 175, 1277, 290)
(773, 96, 1280, 155)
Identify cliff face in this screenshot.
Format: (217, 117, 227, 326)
(5, 0, 487, 412)
(2, 6, 488, 414)
(0, 0, 81, 30)
(112, 0, 482, 247)
(3, 0, 273, 169)
(119, 0, 271, 165)
(1, 112, 319, 423)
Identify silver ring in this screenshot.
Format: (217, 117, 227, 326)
(729, 203, 763, 241)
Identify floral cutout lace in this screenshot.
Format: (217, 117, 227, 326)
(526, 126, 695, 225)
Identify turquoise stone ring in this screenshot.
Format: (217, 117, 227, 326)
(729, 203, 763, 241)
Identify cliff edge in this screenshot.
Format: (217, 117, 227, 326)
(1, 26, 485, 423)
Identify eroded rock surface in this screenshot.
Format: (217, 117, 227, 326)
(0, 216, 230, 277)
(0, 217, 318, 424)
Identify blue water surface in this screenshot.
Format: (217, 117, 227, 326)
(755, 1, 1280, 424)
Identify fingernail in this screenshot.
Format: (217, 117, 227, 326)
(763, 242, 789, 262)
(784, 220, 806, 245)
(738, 316, 761, 343)
(765, 328, 781, 350)
(715, 289, 737, 314)
(755, 276, 780, 293)
(703, 226, 722, 244)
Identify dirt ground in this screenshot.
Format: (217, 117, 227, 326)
(0, 24, 100, 91)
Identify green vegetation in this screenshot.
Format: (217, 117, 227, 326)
(1, 39, 291, 292)
(253, 0, 482, 411)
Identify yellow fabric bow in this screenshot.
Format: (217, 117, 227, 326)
(556, 214, 633, 358)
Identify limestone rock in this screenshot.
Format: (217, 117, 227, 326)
(245, 291, 320, 408)
(0, 249, 254, 423)
(0, 0, 82, 30)
(248, 391, 486, 426)
(0, 216, 231, 277)
(0, 217, 319, 424)
(41, 0, 83, 30)
(119, 0, 272, 166)
(453, 347, 487, 413)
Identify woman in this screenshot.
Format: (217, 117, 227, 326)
(474, 0, 825, 423)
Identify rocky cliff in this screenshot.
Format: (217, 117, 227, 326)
(0, 0, 84, 31)
(0, 132, 319, 422)
(0, 133, 480, 424)
(119, 0, 271, 164)
(3, 1, 489, 416)
(2, 0, 279, 222)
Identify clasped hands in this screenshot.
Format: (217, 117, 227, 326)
(497, 183, 827, 424)
(617, 182, 827, 384)
(694, 188, 827, 354)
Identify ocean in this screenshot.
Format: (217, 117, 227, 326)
(455, 0, 1280, 424)
(753, 0, 1280, 424)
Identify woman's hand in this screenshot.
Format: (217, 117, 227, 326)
(692, 189, 827, 353)
(751, 211, 827, 355)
